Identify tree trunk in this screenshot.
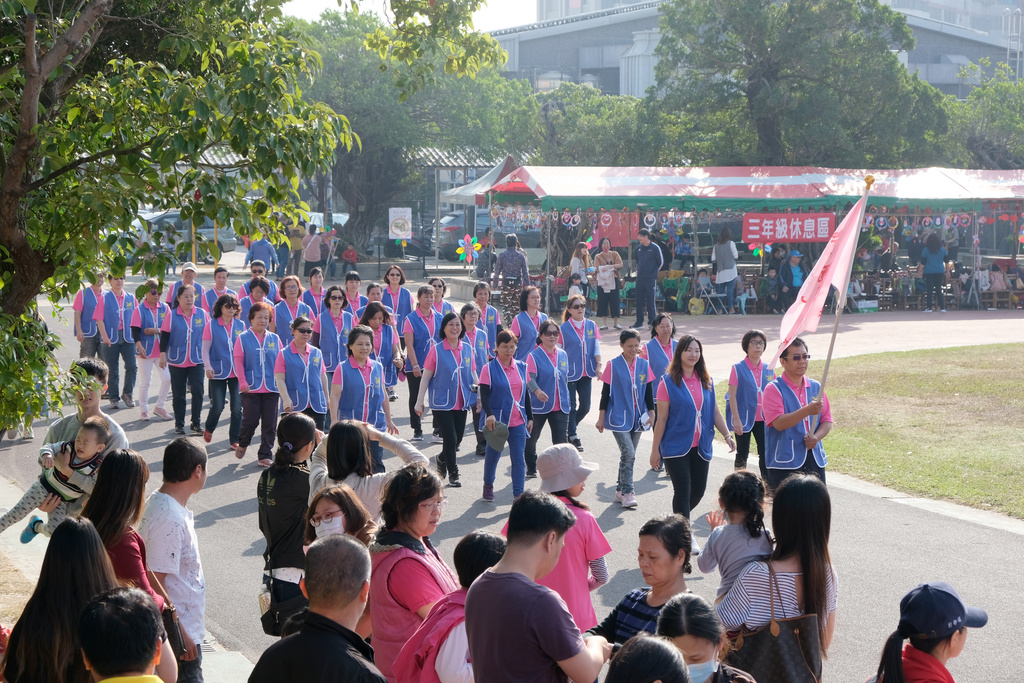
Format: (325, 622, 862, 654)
(746, 77, 787, 166)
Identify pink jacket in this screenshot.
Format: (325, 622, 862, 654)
(393, 589, 468, 683)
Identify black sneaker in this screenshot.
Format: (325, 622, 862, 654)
(571, 438, 583, 452)
(526, 470, 538, 480)
(475, 444, 487, 457)
(447, 475, 462, 488)
(411, 432, 424, 442)
(190, 425, 203, 435)
(174, 426, 186, 435)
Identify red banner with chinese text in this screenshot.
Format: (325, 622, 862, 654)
(742, 213, 836, 243)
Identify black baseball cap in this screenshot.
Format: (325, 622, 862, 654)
(898, 582, 988, 640)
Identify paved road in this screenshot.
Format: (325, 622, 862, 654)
(1, 255, 1021, 680)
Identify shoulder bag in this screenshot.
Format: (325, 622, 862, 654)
(147, 568, 188, 658)
(724, 562, 822, 683)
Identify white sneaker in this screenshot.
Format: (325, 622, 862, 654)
(923, 309, 933, 313)
(691, 537, 702, 556)
(620, 492, 638, 509)
(940, 309, 947, 313)
(23, 425, 33, 439)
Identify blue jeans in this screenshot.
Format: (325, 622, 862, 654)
(177, 646, 203, 683)
(567, 377, 592, 440)
(484, 423, 528, 498)
(103, 338, 137, 399)
(370, 442, 385, 474)
(276, 244, 290, 279)
(206, 377, 241, 443)
(612, 430, 641, 495)
(716, 278, 737, 313)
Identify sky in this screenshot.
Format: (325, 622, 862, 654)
(279, 0, 536, 31)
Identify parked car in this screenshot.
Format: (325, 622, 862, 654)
(132, 210, 238, 264)
(368, 221, 433, 258)
(438, 209, 545, 263)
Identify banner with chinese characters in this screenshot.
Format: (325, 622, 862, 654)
(742, 213, 836, 243)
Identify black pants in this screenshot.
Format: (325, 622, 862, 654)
(240, 392, 279, 460)
(407, 375, 423, 434)
(434, 409, 467, 479)
(633, 280, 657, 325)
(923, 272, 944, 309)
(206, 377, 241, 444)
(767, 454, 826, 492)
(301, 406, 326, 431)
(735, 421, 767, 481)
(169, 364, 205, 430)
(525, 411, 569, 474)
(472, 407, 486, 454)
(664, 447, 710, 518)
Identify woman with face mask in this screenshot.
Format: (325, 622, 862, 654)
(657, 593, 756, 683)
(303, 484, 377, 546)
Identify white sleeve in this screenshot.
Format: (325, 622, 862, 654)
(435, 621, 474, 683)
(140, 511, 184, 576)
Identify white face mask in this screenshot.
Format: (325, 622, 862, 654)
(314, 514, 346, 539)
(686, 657, 719, 683)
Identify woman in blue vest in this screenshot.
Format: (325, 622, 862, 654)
(201, 293, 245, 448)
(478, 330, 533, 502)
(239, 276, 272, 329)
(95, 272, 137, 410)
(159, 284, 210, 435)
(641, 313, 677, 471)
(596, 328, 654, 510)
(302, 266, 326, 314)
(461, 302, 489, 457)
(403, 285, 442, 441)
(342, 271, 368, 319)
(382, 264, 414, 335)
(650, 335, 734, 539)
(130, 278, 170, 421)
(560, 294, 601, 453)
(273, 275, 314, 335)
(510, 286, 547, 362)
(357, 302, 402, 400)
(233, 301, 282, 467)
(474, 281, 501, 359)
(414, 312, 476, 488)
(725, 329, 775, 481)
(524, 319, 570, 478)
(429, 277, 455, 317)
(762, 337, 833, 491)
(329, 325, 398, 474)
(274, 315, 329, 430)
(311, 284, 354, 388)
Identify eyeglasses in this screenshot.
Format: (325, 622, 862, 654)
(329, 296, 345, 301)
(310, 508, 344, 527)
(296, 328, 313, 334)
(419, 498, 448, 511)
(786, 354, 811, 361)
(252, 270, 265, 275)
(570, 304, 585, 310)
(749, 340, 766, 347)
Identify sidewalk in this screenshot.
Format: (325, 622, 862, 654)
(0, 477, 254, 682)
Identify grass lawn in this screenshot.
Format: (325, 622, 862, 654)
(718, 343, 1024, 518)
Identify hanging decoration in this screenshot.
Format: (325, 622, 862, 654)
(394, 239, 407, 248)
(748, 242, 765, 257)
(643, 211, 657, 228)
(456, 234, 481, 264)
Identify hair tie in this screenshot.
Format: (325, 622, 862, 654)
(283, 441, 293, 452)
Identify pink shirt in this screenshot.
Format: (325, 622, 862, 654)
(371, 324, 400, 356)
(729, 358, 768, 422)
(500, 499, 612, 631)
(424, 340, 465, 411)
(599, 356, 653, 385)
(72, 286, 104, 312)
(202, 287, 231, 313)
(762, 373, 833, 430)
(639, 338, 672, 362)
(526, 348, 562, 412)
(160, 307, 200, 367)
(92, 290, 127, 330)
(331, 357, 375, 420)
(273, 340, 311, 373)
(307, 287, 325, 311)
(403, 308, 438, 338)
(557, 317, 601, 347)
(312, 309, 345, 334)
(509, 311, 541, 337)
(202, 317, 239, 378)
(478, 359, 526, 427)
(657, 374, 705, 448)
(233, 331, 275, 393)
(130, 301, 163, 359)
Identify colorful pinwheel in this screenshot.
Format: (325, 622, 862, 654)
(456, 234, 481, 263)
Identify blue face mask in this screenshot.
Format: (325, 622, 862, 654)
(686, 657, 719, 683)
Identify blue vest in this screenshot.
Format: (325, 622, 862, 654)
(335, 359, 386, 429)
(382, 286, 413, 333)
(529, 346, 570, 414)
(434, 300, 455, 317)
(659, 375, 716, 461)
(369, 323, 398, 387)
(242, 279, 279, 303)
(101, 290, 136, 343)
(427, 341, 475, 411)
(168, 280, 205, 309)
(404, 309, 442, 373)
(764, 377, 828, 470)
(343, 294, 368, 319)
(513, 311, 547, 361)
(317, 311, 353, 374)
(465, 329, 488, 380)
(280, 343, 328, 413)
(78, 287, 102, 337)
(165, 308, 207, 366)
(134, 302, 168, 358)
(480, 359, 528, 430)
(208, 318, 245, 380)
(274, 300, 314, 336)
(560, 319, 599, 382)
(477, 304, 500, 357)
(604, 355, 651, 432)
(355, 303, 394, 320)
(203, 287, 236, 313)
(239, 330, 281, 392)
(724, 360, 774, 432)
(240, 296, 271, 329)
(302, 289, 326, 315)
(644, 338, 676, 383)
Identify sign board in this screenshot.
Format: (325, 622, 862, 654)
(596, 210, 640, 248)
(742, 213, 836, 243)
(388, 208, 412, 240)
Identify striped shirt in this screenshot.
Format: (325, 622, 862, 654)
(587, 587, 669, 645)
(716, 561, 838, 632)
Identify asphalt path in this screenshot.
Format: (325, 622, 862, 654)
(2, 260, 1022, 680)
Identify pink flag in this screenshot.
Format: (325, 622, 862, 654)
(767, 196, 867, 368)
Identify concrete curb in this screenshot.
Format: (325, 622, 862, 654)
(0, 476, 254, 683)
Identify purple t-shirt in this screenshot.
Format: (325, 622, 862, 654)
(465, 570, 584, 683)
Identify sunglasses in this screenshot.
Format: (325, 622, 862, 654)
(786, 354, 811, 361)
(224, 303, 239, 309)
(542, 330, 559, 336)
(329, 296, 345, 301)
(296, 328, 313, 334)
(570, 304, 585, 310)
(148, 289, 160, 295)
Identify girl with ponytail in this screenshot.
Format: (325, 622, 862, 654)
(698, 470, 774, 601)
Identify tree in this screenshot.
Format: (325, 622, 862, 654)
(942, 61, 1024, 169)
(655, 0, 947, 167)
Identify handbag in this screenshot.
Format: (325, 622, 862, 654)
(147, 569, 188, 658)
(259, 575, 310, 637)
(725, 563, 822, 683)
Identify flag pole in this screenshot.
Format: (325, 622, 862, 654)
(813, 175, 874, 425)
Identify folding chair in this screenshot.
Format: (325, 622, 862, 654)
(698, 283, 727, 314)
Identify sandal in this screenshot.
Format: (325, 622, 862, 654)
(257, 458, 273, 468)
